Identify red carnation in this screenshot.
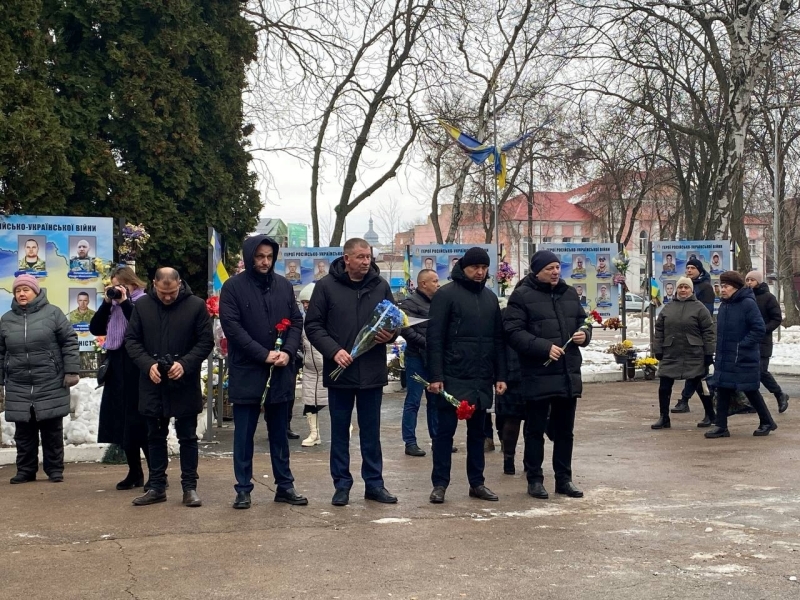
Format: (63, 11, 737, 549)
(206, 296, 220, 317)
(590, 310, 602, 324)
(456, 400, 476, 420)
(275, 318, 291, 333)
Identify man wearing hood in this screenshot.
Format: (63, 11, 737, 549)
(745, 271, 789, 413)
(219, 235, 307, 510)
(504, 250, 591, 500)
(305, 238, 399, 507)
(125, 268, 214, 507)
(426, 247, 507, 504)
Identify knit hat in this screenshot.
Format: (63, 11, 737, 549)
(529, 250, 560, 276)
(13, 274, 40, 295)
(719, 270, 745, 290)
(298, 283, 315, 303)
(460, 247, 491, 268)
(676, 276, 694, 291)
(746, 270, 763, 284)
(686, 258, 706, 274)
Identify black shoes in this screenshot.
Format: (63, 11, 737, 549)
(555, 481, 584, 498)
(429, 486, 446, 504)
(527, 481, 549, 499)
(233, 491, 251, 509)
(132, 489, 167, 506)
(365, 486, 398, 504)
(671, 400, 690, 413)
(10, 473, 36, 484)
(468, 485, 498, 501)
(287, 429, 300, 440)
(404, 444, 426, 457)
(48, 473, 64, 483)
(182, 490, 202, 507)
(651, 415, 671, 429)
(275, 487, 309, 506)
(116, 473, 144, 490)
(777, 393, 789, 414)
(697, 415, 714, 428)
(704, 426, 730, 438)
(753, 422, 777, 437)
(503, 456, 515, 475)
(331, 488, 350, 506)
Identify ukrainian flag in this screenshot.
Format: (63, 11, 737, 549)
(210, 229, 229, 293)
(649, 277, 661, 305)
(439, 120, 497, 166)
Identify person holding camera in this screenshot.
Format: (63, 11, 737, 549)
(90, 267, 150, 490)
(125, 268, 214, 507)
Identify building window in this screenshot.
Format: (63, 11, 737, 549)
(639, 231, 648, 254)
(554, 224, 563, 235)
(574, 224, 582, 236)
(749, 239, 758, 256)
(581, 237, 591, 243)
(542, 236, 552, 243)
(522, 239, 531, 257)
(562, 237, 572, 243)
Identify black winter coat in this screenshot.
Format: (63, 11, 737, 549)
(426, 264, 507, 410)
(399, 290, 432, 362)
(504, 276, 591, 401)
(753, 283, 782, 358)
(653, 295, 715, 380)
(709, 286, 764, 392)
(305, 258, 395, 389)
(125, 282, 214, 418)
(692, 271, 716, 315)
(219, 235, 303, 404)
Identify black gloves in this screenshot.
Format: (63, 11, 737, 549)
(704, 355, 714, 366)
(655, 354, 663, 361)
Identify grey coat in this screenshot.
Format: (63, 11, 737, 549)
(0, 290, 80, 422)
(653, 295, 715, 380)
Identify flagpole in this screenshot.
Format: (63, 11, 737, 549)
(492, 83, 500, 266)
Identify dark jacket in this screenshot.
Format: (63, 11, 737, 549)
(0, 290, 80, 423)
(304, 258, 395, 389)
(426, 264, 507, 410)
(653, 295, 715, 380)
(125, 282, 214, 418)
(219, 235, 303, 404)
(709, 286, 765, 391)
(691, 271, 715, 315)
(399, 290, 432, 362)
(753, 283, 782, 358)
(504, 276, 591, 401)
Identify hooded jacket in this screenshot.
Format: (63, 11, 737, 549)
(304, 257, 395, 389)
(690, 270, 715, 314)
(125, 280, 214, 418)
(0, 290, 80, 423)
(752, 282, 782, 358)
(219, 235, 303, 404)
(426, 263, 507, 410)
(653, 294, 715, 380)
(399, 289, 432, 363)
(709, 286, 765, 391)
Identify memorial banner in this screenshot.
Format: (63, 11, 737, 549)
(274, 247, 343, 291)
(410, 244, 498, 294)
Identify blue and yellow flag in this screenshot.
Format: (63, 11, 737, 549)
(210, 229, 229, 293)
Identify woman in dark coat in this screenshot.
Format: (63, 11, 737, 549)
(652, 277, 716, 429)
(89, 266, 149, 490)
(1, 275, 80, 483)
(497, 303, 526, 475)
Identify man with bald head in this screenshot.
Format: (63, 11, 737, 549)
(125, 268, 214, 507)
(70, 239, 95, 272)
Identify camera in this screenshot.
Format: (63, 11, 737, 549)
(157, 354, 175, 378)
(106, 287, 123, 300)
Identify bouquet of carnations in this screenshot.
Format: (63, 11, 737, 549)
(410, 374, 476, 420)
(262, 318, 292, 405)
(330, 300, 410, 381)
(544, 309, 603, 366)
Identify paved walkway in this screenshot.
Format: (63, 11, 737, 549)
(2, 377, 799, 599)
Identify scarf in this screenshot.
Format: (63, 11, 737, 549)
(104, 288, 146, 350)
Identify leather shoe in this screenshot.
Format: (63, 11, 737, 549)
(275, 487, 308, 506)
(670, 400, 690, 413)
(233, 491, 251, 509)
(405, 444, 426, 457)
(696, 415, 714, 428)
(116, 475, 144, 490)
(48, 473, 64, 483)
(468, 485, 498, 501)
(704, 426, 730, 438)
(287, 429, 300, 440)
(527, 481, 548, 499)
(429, 486, 446, 504)
(331, 488, 350, 506)
(651, 416, 670, 430)
(365, 486, 398, 503)
(555, 481, 584, 498)
(182, 490, 202, 507)
(777, 393, 789, 414)
(753, 422, 777, 437)
(10, 473, 36, 484)
(132, 489, 167, 506)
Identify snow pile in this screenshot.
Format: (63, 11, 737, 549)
(63, 379, 102, 445)
(770, 325, 800, 366)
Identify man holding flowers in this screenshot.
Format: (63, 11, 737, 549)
(504, 250, 591, 500)
(305, 238, 399, 507)
(426, 247, 507, 504)
(219, 235, 306, 510)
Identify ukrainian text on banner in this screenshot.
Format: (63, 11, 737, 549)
(652, 240, 731, 315)
(410, 244, 498, 294)
(539, 243, 620, 318)
(273, 247, 343, 291)
(0, 215, 114, 351)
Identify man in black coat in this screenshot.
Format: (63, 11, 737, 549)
(399, 268, 440, 457)
(746, 271, 789, 413)
(504, 250, 591, 500)
(426, 247, 507, 504)
(219, 235, 307, 510)
(125, 268, 214, 507)
(305, 238, 399, 507)
(673, 257, 717, 413)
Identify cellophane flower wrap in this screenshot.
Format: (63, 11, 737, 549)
(410, 374, 476, 420)
(262, 318, 292, 405)
(544, 309, 603, 366)
(330, 300, 408, 381)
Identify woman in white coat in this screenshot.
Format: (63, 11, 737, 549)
(298, 284, 328, 446)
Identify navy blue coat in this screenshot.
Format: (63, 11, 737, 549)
(709, 286, 765, 391)
(219, 235, 303, 404)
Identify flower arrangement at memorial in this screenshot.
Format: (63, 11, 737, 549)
(544, 310, 603, 366)
(606, 339, 636, 359)
(118, 223, 150, 263)
(496, 261, 516, 295)
(410, 374, 476, 420)
(602, 316, 622, 330)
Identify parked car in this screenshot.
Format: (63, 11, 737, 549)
(625, 293, 647, 312)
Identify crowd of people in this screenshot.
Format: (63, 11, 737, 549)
(0, 236, 790, 509)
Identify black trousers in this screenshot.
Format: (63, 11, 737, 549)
(660, 376, 714, 417)
(232, 402, 294, 494)
(432, 406, 486, 488)
(146, 416, 198, 493)
(760, 357, 783, 396)
(524, 397, 576, 486)
(14, 408, 64, 477)
(714, 387, 775, 430)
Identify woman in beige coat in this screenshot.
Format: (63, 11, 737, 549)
(298, 284, 328, 446)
